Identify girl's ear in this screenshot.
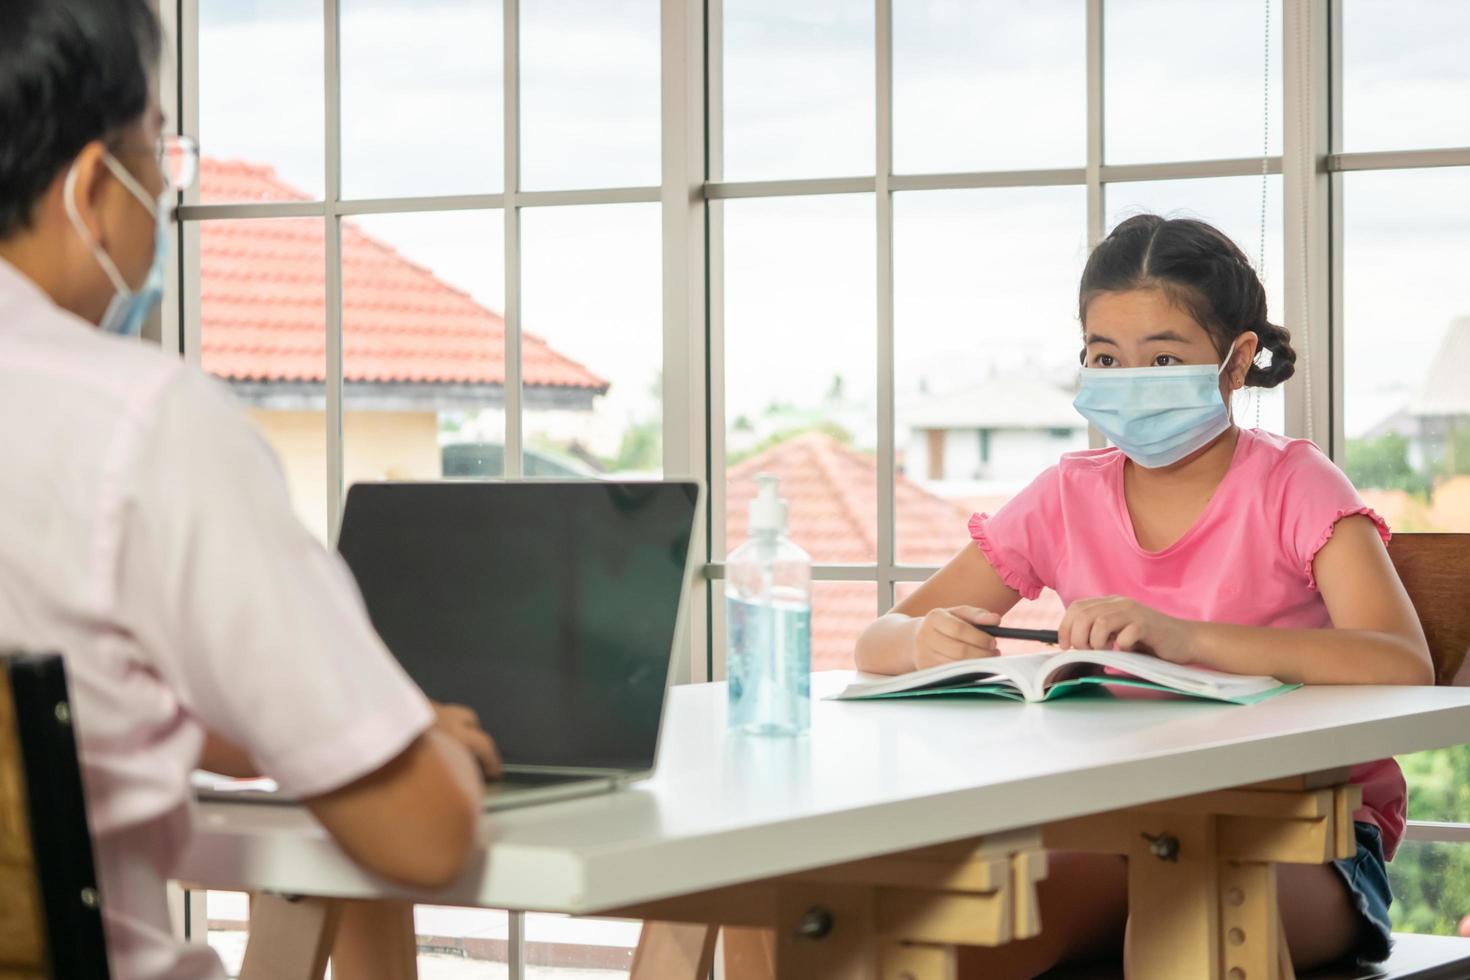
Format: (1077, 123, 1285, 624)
(1229, 332, 1260, 389)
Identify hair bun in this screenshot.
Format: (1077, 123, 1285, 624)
(1246, 320, 1296, 388)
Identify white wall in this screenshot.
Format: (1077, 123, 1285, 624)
(907, 425, 1088, 492)
(988, 427, 1086, 480)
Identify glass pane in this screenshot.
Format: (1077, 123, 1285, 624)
(895, 582, 1067, 655)
(341, 211, 506, 489)
(414, 907, 511, 971)
(1104, 176, 1287, 433)
(520, 0, 661, 191)
(1388, 840, 1470, 936)
(722, 0, 874, 181)
(1342, 0, 1470, 153)
(1104, 0, 1281, 165)
(524, 913, 637, 977)
(894, 186, 1088, 564)
(203, 891, 248, 976)
(1405, 745, 1470, 825)
(893, 0, 1085, 174)
(723, 195, 876, 563)
(197, 1, 323, 202)
(521, 203, 662, 477)
(341, 0, 504, 199)
(809, 581, 878, 671)
(196, 214, 327, 540)
(1343, 168, 1470, 531)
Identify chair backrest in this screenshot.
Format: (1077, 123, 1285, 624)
(1386, 534, 1470, 686)
(0, 653, 110, 979)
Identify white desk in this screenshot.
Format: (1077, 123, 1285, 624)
(177, 673, 1470, 979)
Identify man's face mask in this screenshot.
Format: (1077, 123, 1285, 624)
(62, 146, 177, 337)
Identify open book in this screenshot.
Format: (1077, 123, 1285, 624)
(831, 650, 1298, 705)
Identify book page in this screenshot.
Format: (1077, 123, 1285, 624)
(1038, 649, 1284, 700)
(832, 652, 1054, 700)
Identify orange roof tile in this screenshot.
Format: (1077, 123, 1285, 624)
(726, 433, 1064, 669)
(197, 159, 607, 393)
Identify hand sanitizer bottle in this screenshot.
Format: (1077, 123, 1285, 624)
(726, 474, 812, 736)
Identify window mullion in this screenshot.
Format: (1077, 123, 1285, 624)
(503, 0, 523, 480)
(323, 0, 345, 542)
(876, 0, 896, 618)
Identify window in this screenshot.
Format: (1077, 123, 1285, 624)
(174, 0, 1469, 959)
(722, 0, 873, 180)
(711, 1, 1289, 676)
(1337, 0, 1470, 936)
(339, 0, 504, 199)
(1341, 167, 1470, 532)
(1104, 175, 1286, 434)
(182, 0, 660, 973)
(1103, 0, 1282, 165)
(196, 1, 323, 203)
(1340, 1, 1470, 154)
(892, 0, 1085, 173)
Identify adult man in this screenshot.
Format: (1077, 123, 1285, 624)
(0, 3, 498, 975)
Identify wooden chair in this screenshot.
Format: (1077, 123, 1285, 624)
(1041, 533, 1470, 980)
(0, 652, 111, 979)
(1386, 533, 1470, 685)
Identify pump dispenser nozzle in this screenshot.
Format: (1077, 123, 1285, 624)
(749, 473, 787, 535)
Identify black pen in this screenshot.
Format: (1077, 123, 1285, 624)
(977, 625, 1061, 645)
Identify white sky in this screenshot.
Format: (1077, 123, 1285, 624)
(197, 0, 1467, 444)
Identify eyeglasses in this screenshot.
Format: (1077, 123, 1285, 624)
(159, 135, 199, 193)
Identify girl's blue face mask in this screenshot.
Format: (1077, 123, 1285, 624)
(1072, 341, 1239, 469)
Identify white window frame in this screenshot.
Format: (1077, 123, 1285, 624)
(164, 0, 1470, 949)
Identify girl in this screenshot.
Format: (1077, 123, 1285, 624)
(855, 214, 1432, 976)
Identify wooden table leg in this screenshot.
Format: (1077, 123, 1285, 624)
(723, 925, 776, 980)
(880, 943, 958, 980)
(330, 900, 419, 980)
(1124, 814, 1221, 978)
(631, 921, 718, 980)
(617, 834, 1044, 980)
(238, 894, 341, 980)
(1047, 779, 1359, 980)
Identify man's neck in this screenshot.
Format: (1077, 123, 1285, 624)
(0, 232, 92, 319)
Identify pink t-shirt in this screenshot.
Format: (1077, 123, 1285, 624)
(969, 427, 1406, 857)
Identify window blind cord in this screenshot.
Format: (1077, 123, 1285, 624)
(1292, 1, 1315, 444)
(1254, 0, 1272, 428)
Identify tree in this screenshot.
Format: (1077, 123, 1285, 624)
(611, 418, 660, 473)
(1388, 746, 1470, 935)
(1441, 423, 1470, 477)
(1345, 433, 1432, 497)
(727, 422, 855, 466)
(605, 372, 664, 473)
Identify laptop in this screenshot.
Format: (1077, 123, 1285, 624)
(195, 479, 702, 812)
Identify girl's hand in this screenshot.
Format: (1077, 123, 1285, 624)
(1058, 596, 1197, 663)
(911, 606, 1003, 670)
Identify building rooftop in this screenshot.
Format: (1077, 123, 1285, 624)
(198, 159, 608, 405)
(1410, 316, 1470, 418)
(726, 432, 1064, 668)
(905, 376, 1083, 431)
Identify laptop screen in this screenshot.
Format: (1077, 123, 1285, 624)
(337, 481, 699, 772)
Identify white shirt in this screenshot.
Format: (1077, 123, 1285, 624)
(0, 258, 433, 979)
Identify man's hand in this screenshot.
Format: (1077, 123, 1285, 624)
(432, 702, 503, 780)
(911, 606, 1002, 670)
(1057, 596, 1196, 662)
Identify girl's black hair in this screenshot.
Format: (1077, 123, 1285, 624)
(0, 0, 161, 238)
(1078, 213, 1296, 388)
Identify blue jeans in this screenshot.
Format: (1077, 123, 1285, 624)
(1330, 821, 1394, 963)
